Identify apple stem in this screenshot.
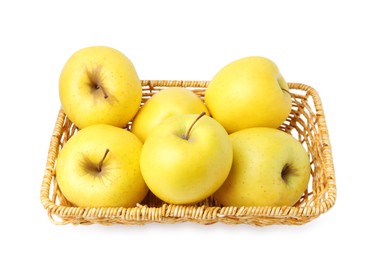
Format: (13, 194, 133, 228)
(87, 66, 109, 99)
(281, 88, 291, 96)
(97, 84, 109, 99)
(98, 148, 110, 172)
(183, 112, 206, 140)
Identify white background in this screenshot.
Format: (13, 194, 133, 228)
(1, 0, 374, 259)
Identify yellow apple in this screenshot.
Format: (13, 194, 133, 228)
(131, 87, 209, 143)
(140, 113, 233, 204)
(205, 56, 292, 133)
(213, 127, 311, 207)
(55, 124, 148, 207)
(59, 46, 142, 129)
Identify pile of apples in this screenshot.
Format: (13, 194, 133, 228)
(56, 46, 311, 208)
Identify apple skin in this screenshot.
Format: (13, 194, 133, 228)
(131, 87, 210, 143)
(205, 56, 292, 133)
(140, 113, 233, 205)
(59, 46, 142, 129)
(213, 127, 311, 207)
(55, 124, 148, 208)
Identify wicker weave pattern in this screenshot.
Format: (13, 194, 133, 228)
(40, 81, 336, 226)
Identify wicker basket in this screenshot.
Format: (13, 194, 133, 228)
(40, 80, 336, 226)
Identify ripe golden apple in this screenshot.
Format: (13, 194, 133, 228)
(213, 127, 311, 207)
(140, 113, 233, 204)
(131, 87, 209, 143)
(205, 56, 292, 133)
(55, 124, 148, 207)
(59, 46, 142, 129)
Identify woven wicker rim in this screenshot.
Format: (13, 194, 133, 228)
(40, 81, 336, 226)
